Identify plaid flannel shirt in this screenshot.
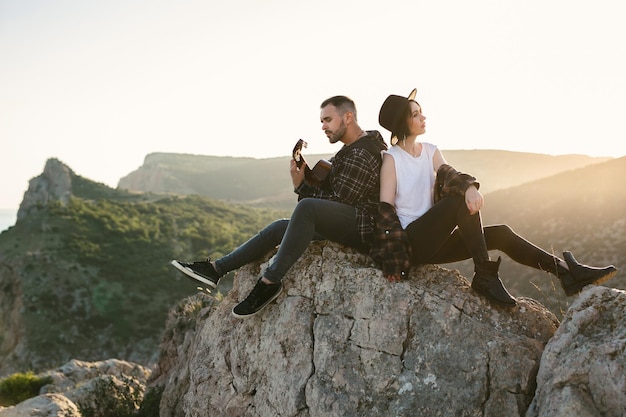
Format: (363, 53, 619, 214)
(369, 201, 412, 277)
(370, 163, 479, 277)
(434, 163, 480, 203)
(295, 131, 387, 245)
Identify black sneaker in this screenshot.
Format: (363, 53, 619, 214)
(232, 279, 283, 319)
(171, 259, 221, 289)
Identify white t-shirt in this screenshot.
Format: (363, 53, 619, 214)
(385, 142, 438, 229)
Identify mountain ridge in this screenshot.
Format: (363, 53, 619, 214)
(118, 150, 612, 211)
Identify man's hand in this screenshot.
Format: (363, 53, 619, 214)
(290, 159, 305, 189)
(465, 185, 484, 215)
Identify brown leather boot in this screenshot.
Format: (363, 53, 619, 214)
(471, 257, 516, 307)
(559, 251, 618, 296)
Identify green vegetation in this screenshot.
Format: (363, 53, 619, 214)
(0, 176, 288, 371)
(136, 386, 164, 417)
(78, 378, 166, 417)
(71, 173, 138, 201)
(77, 377, 141, 417)
(0, 371, 53, 406)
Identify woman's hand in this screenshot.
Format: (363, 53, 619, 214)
(465, 185, 484, 215)
(290, 159, 305, 189)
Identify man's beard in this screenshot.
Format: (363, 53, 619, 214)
(327, 122, 347, 144)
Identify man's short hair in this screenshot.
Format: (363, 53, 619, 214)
(321, 96, 357, 119)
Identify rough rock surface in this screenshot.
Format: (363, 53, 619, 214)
(149, 294, 216, 417)
(0, 359, 150, 417)
(527, 286, 626, 417)
(154, 241, 559, 417)
(17, 158, 72, 220)
(0, 393, 81, 417)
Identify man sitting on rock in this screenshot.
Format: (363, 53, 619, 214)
(172, 95, 387, 319)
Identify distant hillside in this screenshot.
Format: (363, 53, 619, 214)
(118, 151, 611, 212)
(444, 156, 626, 316)
(118, 153, 310, 211)
(0, 159, 288, 376)
(441, 150, 612, 193)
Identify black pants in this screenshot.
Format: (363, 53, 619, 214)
(406, 195, 560, 273)
(216, 198, 366, 283)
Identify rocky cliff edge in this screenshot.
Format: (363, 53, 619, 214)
(3, 242, 624, 416)
(150, 241, 581, 417)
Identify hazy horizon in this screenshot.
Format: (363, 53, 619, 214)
(0, 209, 17, 232)
(3, 148, 616, 212)
(2, 0, 625, 210)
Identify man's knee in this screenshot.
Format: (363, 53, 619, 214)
(262, 219, 290, 237)
(293, 197, 321, 217)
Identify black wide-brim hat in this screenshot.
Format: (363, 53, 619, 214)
(378, 88, 417, 142)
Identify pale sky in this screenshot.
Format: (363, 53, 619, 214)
(1, 0, 625, 210)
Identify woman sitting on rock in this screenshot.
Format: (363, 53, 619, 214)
(370, 88, 618, 307)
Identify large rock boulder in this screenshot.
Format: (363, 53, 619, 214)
(527, 286, 626, 417)
(149, 294, 217, 417)
(0, 359, 150, 417)
(0, 393, 80, 417)
(153, 241, 559, 417)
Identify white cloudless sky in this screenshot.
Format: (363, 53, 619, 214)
(1, 0, 625, 210)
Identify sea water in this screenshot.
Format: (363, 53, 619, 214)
(0, 209, 18, 233)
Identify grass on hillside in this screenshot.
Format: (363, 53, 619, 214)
(0, 187, 289, 371)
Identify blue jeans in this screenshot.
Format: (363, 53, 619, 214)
(215, 198, 366, 283)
